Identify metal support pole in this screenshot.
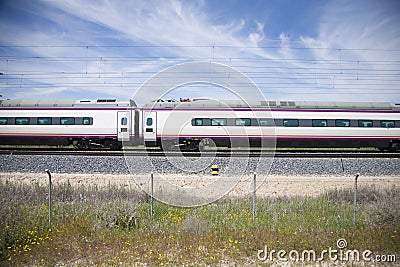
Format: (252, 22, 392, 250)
(45, 169, 52, 227)
(252, 172, 257, 223)
(150, 172, 154, 219)
(353, 173, 360, 225)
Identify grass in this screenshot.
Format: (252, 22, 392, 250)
(0, 179, 399, 266)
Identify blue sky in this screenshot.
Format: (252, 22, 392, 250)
(0, 0, 399, 104)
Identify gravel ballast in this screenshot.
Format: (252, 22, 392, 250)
(0, 155, 398, 176)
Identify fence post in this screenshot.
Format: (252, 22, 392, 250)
(150, 172, 154, 219)
(353, 173, 360, 225)
(45, 169, 52, 227)
(252, 172, 257, 223)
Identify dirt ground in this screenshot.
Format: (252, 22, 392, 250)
(1, 172, 399, 198)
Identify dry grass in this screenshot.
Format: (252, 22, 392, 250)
(0, 178, 399, 266)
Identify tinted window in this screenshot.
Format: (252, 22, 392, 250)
(15, 118, 30, 125)
(259, 119, 274, 126)
(0, 118, 8, 125)
(211, 118, 226, 126)
(121, 117, 127, 126)
(283, 119, 299, 127)
(335, 119, 350, 127)
(146, 118, 153, 126)
(358, 120, 373, 127)
(193, 118, 203, 126)
(381, 120, 395, 128)
(235, 118, 251, 126)
(312, 119, 327, 127)
(60, 117, 75, 125)
(83, 117, 92, 125)
(37, 117, 52, 125)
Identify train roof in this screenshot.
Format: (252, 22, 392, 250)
(0, 99, 137, 108)
(145, 99, 400, 110)
(1, 98, 399, 110)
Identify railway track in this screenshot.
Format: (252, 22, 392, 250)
(0, 149, 398, 158)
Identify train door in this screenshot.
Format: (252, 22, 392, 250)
(117, 111, 131, 141)
(143, 111, 157, 145)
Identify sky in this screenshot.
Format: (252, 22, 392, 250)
(0, 0, 399, 105)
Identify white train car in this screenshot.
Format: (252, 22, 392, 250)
(143, 100, 400, 151)
(0, 99, 138, 149)
(1, 98, 399, 151)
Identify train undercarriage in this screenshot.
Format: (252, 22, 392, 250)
(156, 137, 400, 152)
(0, 137, 399, 152)
(0, 137, 122, 150)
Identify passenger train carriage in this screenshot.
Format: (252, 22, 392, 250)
(0, 98, 399, 151)
(0, 99, 137, 150)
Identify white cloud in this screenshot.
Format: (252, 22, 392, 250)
(248, 21, 265, 45)
(1, 0, 399, 102)
(302, 0, 400, 60)
(296, 0, 400, 101)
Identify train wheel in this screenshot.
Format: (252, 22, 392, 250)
(75, 140, 89, 150)
(199, 138, 216, 152)
(187, 140, 201, 151)
(160, 140, 178, 151)
(109, 141, 122, 150)
(389, 142, 400, 152)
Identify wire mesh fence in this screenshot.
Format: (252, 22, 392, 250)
(1, 171, 399, 265)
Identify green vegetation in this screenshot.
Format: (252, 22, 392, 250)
(0, 180, 398, 266)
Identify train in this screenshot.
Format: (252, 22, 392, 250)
(0, 98, 399, 151)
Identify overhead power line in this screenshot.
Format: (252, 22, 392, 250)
(0, 45, 399, 98)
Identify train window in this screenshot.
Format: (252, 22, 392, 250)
(0, 118, 8, 125)
(269, 101, 276, 106)
(312, 119, 327, 127)
(15, 118, 30, 125)
(335, 119, 350, 127)
(37, 117, 52, 125)
(83, 117, 92, 125)
(121, 117, 127, 126)
(211, 118, 227, 126)
(146, 118, 153, 126)
(358, 120, 373, 127)
(259, 119, 274, 126)
(381, 120, 395, 128)
(283, 119, 299, 127)
(193, 118, 203, 126)
(235, 118, 251, 126)
(60, 117, 75, 125)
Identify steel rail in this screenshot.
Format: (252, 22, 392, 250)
(0, 149, 398, 158)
